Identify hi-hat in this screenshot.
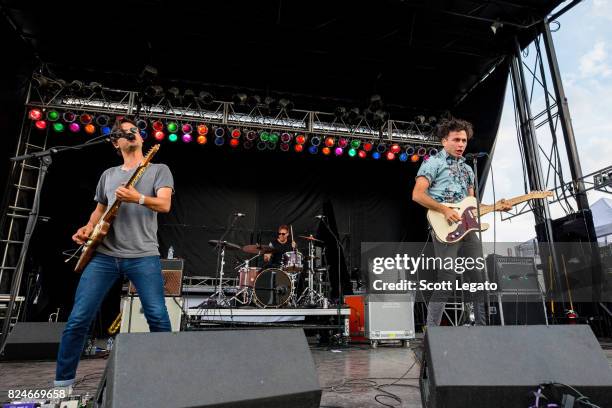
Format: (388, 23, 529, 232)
(298, 234, 324, 243)
(208, 240, 242, 251)
(242, 244, 277, 254)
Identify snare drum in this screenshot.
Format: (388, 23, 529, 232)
(281, 251, 303, 273)
(237, 267, 261, 288)
(253, 268, 293, 308)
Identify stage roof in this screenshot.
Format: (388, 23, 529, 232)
(2, 0, 565, 118)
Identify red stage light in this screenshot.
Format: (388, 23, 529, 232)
(152, 121, 164, 132)
(80, 113, 93, 124)
(197, 124, 209, 135)
(29, 108, 43, 121)
(386, 152, 396, 161)
(390, 144, 401, 154)
(230, 138, 240, 147)
(34, 120, 47, 130)
(231, 129, 241, 138)
(363, 142, 373, 152)
(296, 134, 306, 144)
(322, 147, 331, 155)
(154, 131, 165, 141)
(324, 137, 335, 147)
(294, 144, 304, 152)
(338, 138, 348, 148)
(358, 150, 367, 159)
(197, 135, 207, 145)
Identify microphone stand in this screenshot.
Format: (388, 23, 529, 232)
(319, 216, 347, 344)
(1, 135, 116, 355)
(207, 214, 241, 307)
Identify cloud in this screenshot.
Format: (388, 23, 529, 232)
(578, 41, 612, 78)
(591, 0, 612, 21)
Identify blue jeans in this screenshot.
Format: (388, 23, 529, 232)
(55, 253, 171, 386)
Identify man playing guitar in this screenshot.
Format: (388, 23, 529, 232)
(412, 118, 511, 327)
(54, 117, 174, 391)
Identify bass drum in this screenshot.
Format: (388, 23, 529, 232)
(253, 268, 292, 308)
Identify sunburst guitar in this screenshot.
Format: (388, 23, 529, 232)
(74, 144, 160, 273)
(427, 191, 553, 243)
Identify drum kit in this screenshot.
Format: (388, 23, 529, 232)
(207, 234, 330, 308)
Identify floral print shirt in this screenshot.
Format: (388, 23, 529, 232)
(416, 149, 475, 203)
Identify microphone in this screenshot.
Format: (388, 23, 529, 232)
(234, 212, 246, 218)
(464, 152, 487, 160)
(314, 215, 326, 220)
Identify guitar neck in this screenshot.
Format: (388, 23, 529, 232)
(478, 193, 537, 216)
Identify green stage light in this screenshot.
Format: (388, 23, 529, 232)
(167, 122, 178, 133)
(52, 122, 65, 132)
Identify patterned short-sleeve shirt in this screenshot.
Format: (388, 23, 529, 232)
(416, 149, 475, 203)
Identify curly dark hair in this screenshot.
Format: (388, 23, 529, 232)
(436, 118, 474, 141)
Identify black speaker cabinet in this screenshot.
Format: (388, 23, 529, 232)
(96, 328, 321, 407)
(1, 322, 66, 361)
(420, 325, 612, 408)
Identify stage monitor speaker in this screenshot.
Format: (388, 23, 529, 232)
(1, 322, 66, 361)
(96, 328, 321, 408)
(420, 325, 612, 408)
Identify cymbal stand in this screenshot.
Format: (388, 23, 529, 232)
(230, 254, 260, 305)
(209, 214, 241, 307)
(298, 240, 326, 306)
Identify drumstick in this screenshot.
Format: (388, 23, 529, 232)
(290, 225, 296, 250)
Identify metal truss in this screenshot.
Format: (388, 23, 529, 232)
(26, 78, 441, 148)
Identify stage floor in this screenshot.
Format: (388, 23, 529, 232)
(2, 338, 612, 407)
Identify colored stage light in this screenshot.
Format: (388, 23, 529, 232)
(167, 122, 178, 133)
(53, 122, 65, 132)
(294, 144, 304, 153)
(182, 134, 193, 143)
(101, 126, 111, 135)
(69, 123, 80, 133)
(34, 120, 47, 130)
(140, 130, 148, 139)
(372, 152, 381, 160)
(390, 144, 401, 154)
(338, 138, 348, 148)
(348, 148, 357, 157)
(266, 142, 277, 150)
(230, 138, 240, 148)
(47, 110, 59, 121)
(281, 132, 292, 143)
(246, 130, 257, 141)
(152, 121, 164, 131)
(243, 140, 253, 149)
(63, 112, 76, 122)
(231, 128, 241, 138)
(424, 154, 430, 161)
(358, 150, 367, 159)
(417, 146, 427, 156)
(154, 131, 165, 141)
(197, 135, 207, 145)
(168, 133, 178, 142)
(405, 146, 415, 156)
(428, 147, 438, 156)
(280, 143, 290, 152)
(197, 124, 209, 136)
(29, 108, 43, 121)
(324, 137, 335, 147)
(214, 127, 225, 138)
(136, 119, 148, 130)
(80, 113, 93, 124)
(260, 131, 270, 142)
(310, 136, 321, 146)
(308, 146, 318, 154)
(257, 141, 267, 151)
(322, 147, 331, 155)
(295, 134, 306, 144)
(350, 139, 360, 149)
(269, 132, 279, 143)
(376, 143, 387, 153)
(399, 152, 408, 162)
(334, 147, 343, 156)
(411, 154, 420, 162)
(94, 115, 109, 127)
(215, 136, 225, 146)
(363, 142, 373, 152)
(386, 152, 396, 161)
(84, 124, 96, 134)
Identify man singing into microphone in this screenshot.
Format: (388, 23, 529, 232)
(54, 117, 174, 391)
(412, 118, 510, 327)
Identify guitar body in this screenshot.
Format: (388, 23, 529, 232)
(73, 144, 160, 273)
(427, 196, 489, 244)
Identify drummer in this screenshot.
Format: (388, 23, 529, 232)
(264, 224, 296, 267)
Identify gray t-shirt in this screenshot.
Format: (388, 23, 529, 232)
(94, 163, 174, 258)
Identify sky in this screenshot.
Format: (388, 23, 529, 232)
(479, 0, 612, 243)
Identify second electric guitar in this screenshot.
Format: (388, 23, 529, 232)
(74, 144, 160, 273)
(427, 191, 552, 243)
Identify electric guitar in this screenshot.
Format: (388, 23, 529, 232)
(74, 144, 160, 273)
(427, 191, 553, 243)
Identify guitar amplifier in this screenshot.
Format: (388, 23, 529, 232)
(120, 296, 183, 333)
(486, 255, 541, 293)
(365, 294, 415, 344)
(128, 258, 184, 296)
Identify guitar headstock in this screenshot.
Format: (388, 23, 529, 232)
(142, 144, 160, 165)
(528, 190, 554, 199)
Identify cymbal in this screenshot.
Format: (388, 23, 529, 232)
(242, 244, 277, 254)
(208, 240, 242, 251)
(298, 234, 324, 243)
